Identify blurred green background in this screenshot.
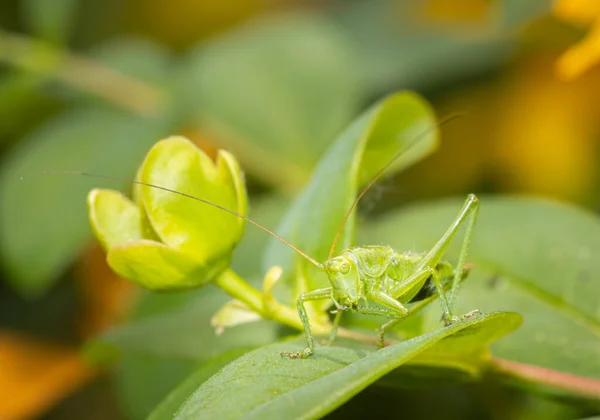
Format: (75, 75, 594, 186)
(1, 0, 599, 419)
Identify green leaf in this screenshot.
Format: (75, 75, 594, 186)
(175, 312, 520, 419)
(149, 349, 250, 420)
(87, 189, 145, 249)
(107, 241, 213, 291)
(115, 351, 199, 420)
(333, 0, 548, 93)
(363, 196, 600, 381)
(0, 107, 172, 297)
(88, 287, 277, 361)
(182, 12, 362, 188)
(88, 288, 275, 419)
(210, 299, 262, 333)
(264, 91, 438, 305)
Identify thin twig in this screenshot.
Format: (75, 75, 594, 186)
(490, 356, 600, 400)
(0, 30, 165, 116)
(337, 327, 395, 347)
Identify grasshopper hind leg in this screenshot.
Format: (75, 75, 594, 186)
(415, 194, 481, 326)
(376, 304, 423, 349)
(377, 195, 481, 347)
(373, 267, 449, 348)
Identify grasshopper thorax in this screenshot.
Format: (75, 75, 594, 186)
(323, 253, 362, 307)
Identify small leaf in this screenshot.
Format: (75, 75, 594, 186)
(88, 189, 145, 249)
(262, 265, 282, 316)
(175, 312, 520, 419)
(210, 300, 261, 335)
(107, 241, 219, 291)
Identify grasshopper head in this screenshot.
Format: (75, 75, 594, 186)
(324, 254, 361, 307)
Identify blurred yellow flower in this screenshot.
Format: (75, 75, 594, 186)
(491, 57, 599, 202)
(554, 0, 600, 79)
(554, 0, 600, 24)
(409, 52, 600, 206)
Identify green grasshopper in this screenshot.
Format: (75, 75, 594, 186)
(35, 123, 481, 359)
(280, 193, 479, 358)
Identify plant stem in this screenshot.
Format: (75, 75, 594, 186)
(0, 30, 164, 115)
(213, 269, 330, 335)
(490, 357, 600, 400)
(214, 268, 399, 345)
(337, 328, 394, 347)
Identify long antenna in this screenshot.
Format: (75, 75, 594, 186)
(22, 171, 323, 269)
(327, 114, 465, 261)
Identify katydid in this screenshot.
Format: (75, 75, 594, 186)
(29, 120, 481, 359)
(282, 193, 479, 358)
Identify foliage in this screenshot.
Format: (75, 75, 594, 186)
(85, 91, 598, 418)
(2, 1, 600, 419)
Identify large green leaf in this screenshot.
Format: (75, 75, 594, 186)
(89, 288, 275, 419)
(148, 349, 250, 420)
(264, 91, 438, 305)
(363, 196, 600, 381)
(332, 0, 550, 93)
(87, 287, 277, 362)
(115, 351, 199, 420)
(0, 106, 172, 296)
(174, 312, 520, 419)
(181, 12, 362, 188)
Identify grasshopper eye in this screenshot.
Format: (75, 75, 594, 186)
(340, 261, 350, 274)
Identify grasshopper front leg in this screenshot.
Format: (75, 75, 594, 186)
(281, 287, 332, 359)
(353, 302, 409, 349)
